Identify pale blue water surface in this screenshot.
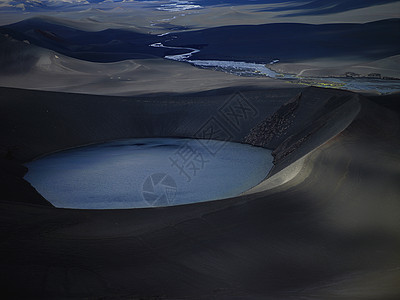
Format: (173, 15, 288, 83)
(24, 138, 273, 209)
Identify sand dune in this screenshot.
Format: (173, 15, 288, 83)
(0, 33, 293, 95)
(171, 2, 400, 29)
(0, 86, 399, 298)
(2, 17, 399, 96)
(2, 1, 400, 31)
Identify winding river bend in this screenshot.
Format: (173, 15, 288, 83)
(150, 42, 281, 77)
(150, 42, 400, 94)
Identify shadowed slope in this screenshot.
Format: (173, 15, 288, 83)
(0, 17, 186, 62)
(265, 0, 400, 16)
(169, 19, 400, 63)
(2, 18, 400, 64)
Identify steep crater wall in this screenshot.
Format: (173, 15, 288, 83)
(0, 86, 361, 206)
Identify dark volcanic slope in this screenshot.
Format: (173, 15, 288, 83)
(170, 19, 400, 63)
(0, 32, 42, 74)
(0, 157, 51, 207)
(2, 18, 399, 64)
(0, 86, 301, 162)
(0, 17, 187, 62)
(0, 86, 399, 299)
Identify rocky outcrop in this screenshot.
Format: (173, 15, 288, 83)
(244, 88, 360, 168)
(271, 119, 326, 163)
(244, 92, 301, 148)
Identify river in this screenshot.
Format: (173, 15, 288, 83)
(150, 42, 400, 94)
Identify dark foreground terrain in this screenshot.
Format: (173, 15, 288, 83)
(0, 86, 399, 299)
